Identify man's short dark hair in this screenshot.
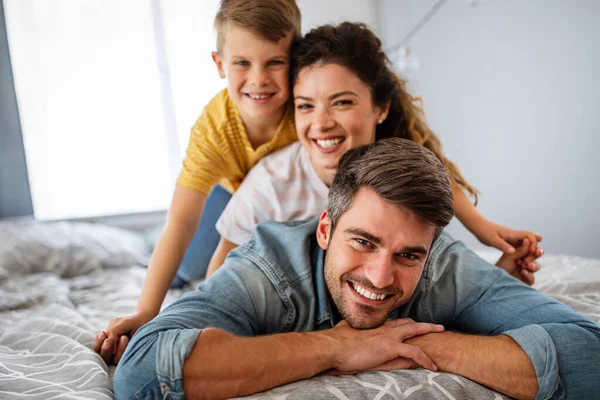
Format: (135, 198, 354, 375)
(328, 138, 454, 238)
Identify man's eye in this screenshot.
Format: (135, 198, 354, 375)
(355, 238, 371, 247)
(399, 253, 418, 260)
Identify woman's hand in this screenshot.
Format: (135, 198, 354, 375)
(471, 217, 542, 256)
(496, 238, 544, 285)
(93, 310, 155, 365)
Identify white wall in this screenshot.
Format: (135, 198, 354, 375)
(376, 0, 600, 258)
(298, 0, 377, 32)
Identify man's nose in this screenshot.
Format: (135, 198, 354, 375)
(364, 255, 395, 289)
(248, 66, 269, 87)
(312, 107, 335, 131)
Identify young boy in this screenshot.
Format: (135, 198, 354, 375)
(94, 0, 301, 365)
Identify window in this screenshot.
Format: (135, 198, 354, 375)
(4, 0, 224, 220)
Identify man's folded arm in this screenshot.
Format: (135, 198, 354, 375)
(426, 242, 600, 399)
(113, 255, 285, 399)
(182, 327, 336, 399)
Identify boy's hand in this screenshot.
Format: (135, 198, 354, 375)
(93, 311, 154, 365)
(496, 238, 544, 285)
(472, 218, 542, 256)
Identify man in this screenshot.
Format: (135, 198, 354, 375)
(114, 138, 600, 400)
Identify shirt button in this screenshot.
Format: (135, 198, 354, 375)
(160, 383, 172, 392)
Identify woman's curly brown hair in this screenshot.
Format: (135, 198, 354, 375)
(290, 22, 479, 203)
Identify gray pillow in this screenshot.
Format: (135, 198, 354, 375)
(0, 220, 150, 279)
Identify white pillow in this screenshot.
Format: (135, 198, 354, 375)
(0, 220, 150, 279)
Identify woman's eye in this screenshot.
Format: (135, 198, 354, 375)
(296, 103, 312, 110)
(333, 99, 353, 106)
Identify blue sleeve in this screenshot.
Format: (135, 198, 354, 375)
(113, 253, 286, 399)
(426, 241, 600, 400)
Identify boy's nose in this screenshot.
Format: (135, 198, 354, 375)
(249, 67, 269, 87)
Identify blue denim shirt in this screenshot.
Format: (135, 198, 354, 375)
(114, 218, 600, 400)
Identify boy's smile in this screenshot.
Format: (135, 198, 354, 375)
(213, 23, 292, 128)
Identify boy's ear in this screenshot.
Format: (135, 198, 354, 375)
(212, 51, 226, 79)
(316, 209, 332, 250)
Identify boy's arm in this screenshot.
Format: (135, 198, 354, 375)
(95, 185, 206, 363)
(205, 238, 238, 278)
(452, 183, 542, 256)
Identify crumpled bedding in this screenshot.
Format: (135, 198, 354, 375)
(0, 220, 598, 399)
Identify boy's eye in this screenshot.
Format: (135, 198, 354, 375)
(234, 60, 250, 67)
(268, 60, 285, 66)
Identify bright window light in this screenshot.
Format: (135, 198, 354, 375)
(4, 0, 223, 220)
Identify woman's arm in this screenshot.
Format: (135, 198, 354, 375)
(452, 183, 542, 255)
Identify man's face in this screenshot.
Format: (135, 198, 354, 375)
(212, 23, 292, 127)
(317, 187, 436, 329)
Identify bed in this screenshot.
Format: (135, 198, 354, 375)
(1, 220, 599, 399)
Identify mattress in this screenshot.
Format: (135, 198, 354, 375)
(0, 220, 598, 399)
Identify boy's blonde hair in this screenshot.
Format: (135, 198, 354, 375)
(214, 0, 302, 53)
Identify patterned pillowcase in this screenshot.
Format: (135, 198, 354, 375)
(0, 219, 150, 279)
(235, 369, 509, 399)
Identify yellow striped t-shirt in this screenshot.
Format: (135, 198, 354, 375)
(177, 88, 297, 195)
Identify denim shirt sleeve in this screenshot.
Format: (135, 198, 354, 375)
(425, 240, 600, 400)
(113, 252, 287, 400)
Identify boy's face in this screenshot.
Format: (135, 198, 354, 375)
(212, 24, 292, 126)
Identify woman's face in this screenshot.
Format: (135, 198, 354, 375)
(293, 63, 389, 186)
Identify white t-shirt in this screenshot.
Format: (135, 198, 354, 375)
(216, 141, 329, 245)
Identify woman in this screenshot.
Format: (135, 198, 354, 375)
(207, 22, 542, 279)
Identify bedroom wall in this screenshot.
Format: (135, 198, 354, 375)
(375, 0, 600, 258)
(0, 1, 33, 219)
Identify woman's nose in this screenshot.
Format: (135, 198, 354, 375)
(312, 107, 335, 131)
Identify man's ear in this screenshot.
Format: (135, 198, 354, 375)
(212, 51, 226, 79)
(316, 209, 332, 250)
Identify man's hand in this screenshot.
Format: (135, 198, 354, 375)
(496, 238, 543, 285)
(324, 319, 444, 375)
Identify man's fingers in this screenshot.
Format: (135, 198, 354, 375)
(521, 269, 535, 286)
(396, 322, 444, 341)
(373, 357, 419, 372)
(113, 335, 129, 365)
(396, 344, 437, 371)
